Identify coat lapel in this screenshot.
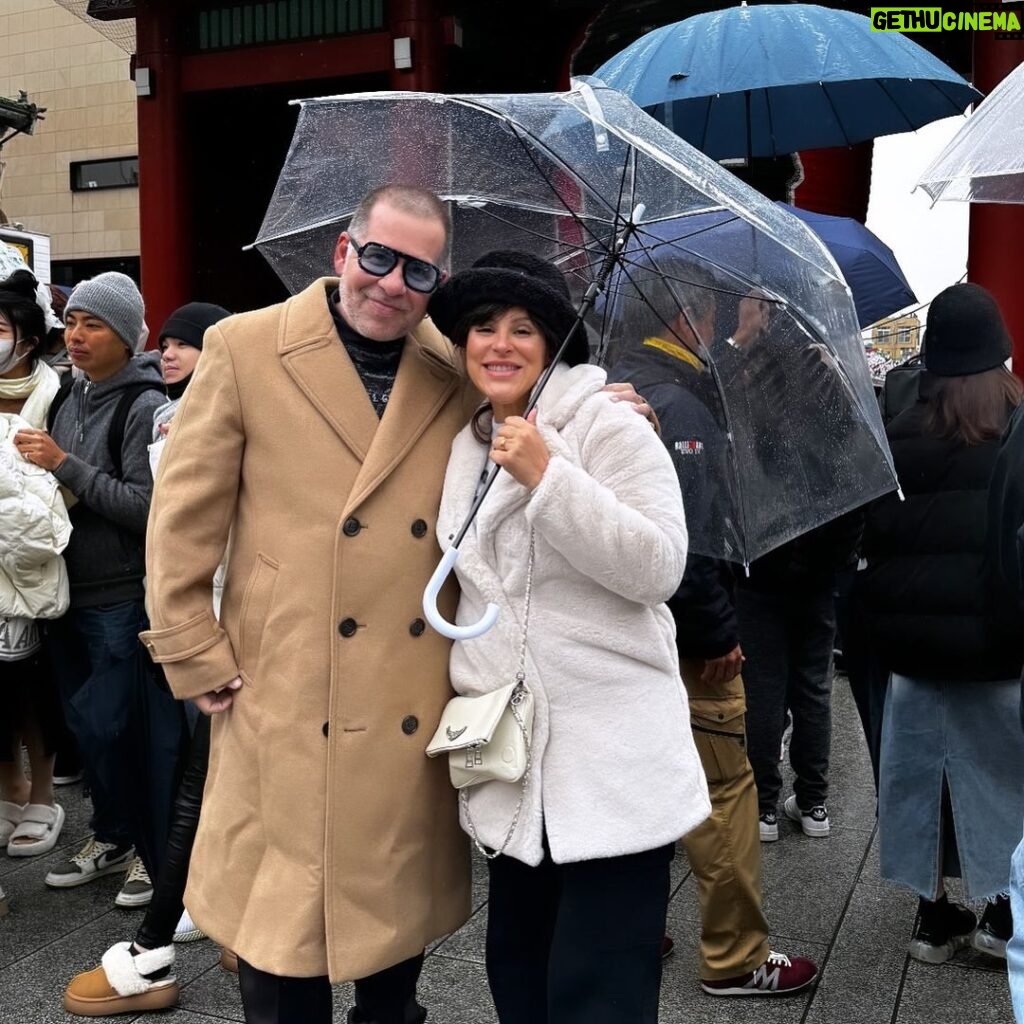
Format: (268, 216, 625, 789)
(345, 319, 462, 515)
(279, 280, 380, 462)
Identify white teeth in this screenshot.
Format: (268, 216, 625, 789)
(486, 363, 519, 371)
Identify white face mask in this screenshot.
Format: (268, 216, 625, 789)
(0, 338, 29, 375)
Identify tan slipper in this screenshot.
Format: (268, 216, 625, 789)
(63, 943, 179, 1017)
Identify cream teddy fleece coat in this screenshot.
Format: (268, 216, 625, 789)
(437, 362, 711, 866)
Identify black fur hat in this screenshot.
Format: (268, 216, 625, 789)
(428, 250, 590, 366)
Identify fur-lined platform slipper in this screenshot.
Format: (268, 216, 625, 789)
(0, 801, 25, 849)
(7, 803, 64, 857)
(63, 942, 179, 1017)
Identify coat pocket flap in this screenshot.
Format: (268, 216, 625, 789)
(426, 680, 520, 757)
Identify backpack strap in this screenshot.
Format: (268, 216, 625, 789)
(108, 384, 164, 479)
(45, 373, 75, 433)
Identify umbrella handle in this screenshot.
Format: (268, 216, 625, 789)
(423, 545, 500, 640)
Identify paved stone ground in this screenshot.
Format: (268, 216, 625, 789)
(0, 681, 1014, 1023)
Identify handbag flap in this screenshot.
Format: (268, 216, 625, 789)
(426, 680, 520, 757)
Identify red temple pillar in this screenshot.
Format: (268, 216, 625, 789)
(134, 0, 189, 339)
(793, 141, 874, 222)
(967, 28, 1024, 377)
(389, 0, 443, 92)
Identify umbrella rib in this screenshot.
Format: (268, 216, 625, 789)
(819, 82, 855, 148)
(873, 79, 918, 134)
(506, 122, 619, 255)
(607, 243, 753, 564)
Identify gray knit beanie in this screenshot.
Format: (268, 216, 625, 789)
(65, 272, 145, 352)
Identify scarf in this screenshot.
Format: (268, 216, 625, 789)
(0, 360, 61, 428)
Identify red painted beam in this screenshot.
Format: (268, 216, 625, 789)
(180, 33, 392, 93)
(967, 24, 1024, 378)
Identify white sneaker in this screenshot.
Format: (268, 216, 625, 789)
(115, 856, 154, 907)
(759, 811, 779, 842)
(45, 838, 134, 888)
(173, 908, 206, 943)
(783, 794, 830, 837)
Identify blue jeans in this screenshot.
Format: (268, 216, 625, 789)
(1008, 828, 1024, 1022)
(46, 600, 187, 871)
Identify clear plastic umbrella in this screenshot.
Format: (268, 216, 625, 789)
(252, 81, 898, 633)
(917, 59, 1024, 203)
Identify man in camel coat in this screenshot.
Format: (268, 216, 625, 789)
(142, 186, 478, 1024)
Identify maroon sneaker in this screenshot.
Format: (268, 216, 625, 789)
(701, 950, 818, 996)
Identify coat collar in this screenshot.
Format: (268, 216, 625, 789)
(278, 279, 463, 514)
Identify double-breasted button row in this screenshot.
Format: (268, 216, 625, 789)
(342, 517, 361, 537)
(338, 618, 358, 638)
(411, 519, 428, 538)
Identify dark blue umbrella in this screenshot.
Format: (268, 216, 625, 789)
(593, 3, 980, 160)
(776, 203, 917, 327)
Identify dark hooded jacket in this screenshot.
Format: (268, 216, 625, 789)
(50, 353, 165, 607)
(610, 338, 738, 659)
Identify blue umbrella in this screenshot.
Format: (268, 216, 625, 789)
(776, 203, 917, 327)
(593, 3, 980, 160)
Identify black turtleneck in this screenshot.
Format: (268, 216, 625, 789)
(328, 290, 404, 418)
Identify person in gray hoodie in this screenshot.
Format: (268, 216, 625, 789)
(14, 272, 186, 910)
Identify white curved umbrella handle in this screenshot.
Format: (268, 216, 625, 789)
(423, 546, 500, 640)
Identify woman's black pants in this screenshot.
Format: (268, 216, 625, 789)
(133, 713, 210, 950)
(486, 841, 673, 1024)
(237, 953, 426, 1024)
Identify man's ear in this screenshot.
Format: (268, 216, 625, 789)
(438, 268, 449, 285)
(332, 232, 350, 276)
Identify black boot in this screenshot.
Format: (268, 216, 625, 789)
(346, 1003, 426, 1024)
(973, 894, 1012, 959)
(909, 894, 977, 964)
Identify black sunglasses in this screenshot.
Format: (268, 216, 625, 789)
(349, 238, 443, 294)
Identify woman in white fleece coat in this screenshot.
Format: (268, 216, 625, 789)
(429, 252, 710, 1024)
(0, 270, 71, 861)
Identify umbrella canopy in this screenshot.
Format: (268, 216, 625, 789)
(253, 81, 897, 566)
(776, 203, 916, 327)
(917, 58, 1024, 203)
(593, 3, 980, 159)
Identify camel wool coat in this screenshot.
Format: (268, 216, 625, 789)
(141, 279, 477, 981)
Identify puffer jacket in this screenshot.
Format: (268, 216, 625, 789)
(0, 413, 71, 620)
(859, 396, 1024, 681)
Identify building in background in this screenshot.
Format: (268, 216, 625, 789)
(0, 0, 139, 287)
(869, 312, 922, 362)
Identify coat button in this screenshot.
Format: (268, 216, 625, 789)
(322, 721, 329, 737)
(402, 715, 419, 735)
(338, 618, 358, 638)
(342, 517, 361, 537)
(409, 618, 426, 637)
(411, 519, 428, 538)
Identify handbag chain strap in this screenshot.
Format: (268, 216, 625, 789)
(461, 530, 535, 861)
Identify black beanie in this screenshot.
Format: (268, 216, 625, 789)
(158, 301, 231, 352)
(924, 283, 1012, 377)
(428, 250, 590, 366)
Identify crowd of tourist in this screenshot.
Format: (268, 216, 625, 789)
(1, 182, 1022, 1024)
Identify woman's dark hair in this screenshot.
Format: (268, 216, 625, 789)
(0, 270, 45, 369)
(921, 365, 1023, 445)
(454, 303, 560, 444)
